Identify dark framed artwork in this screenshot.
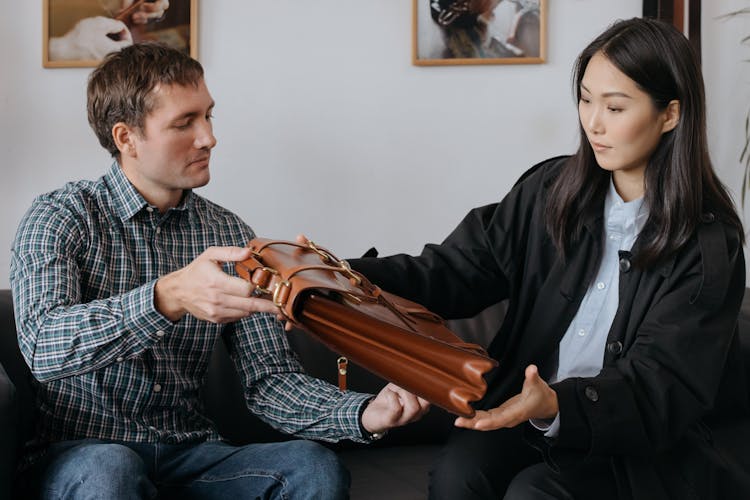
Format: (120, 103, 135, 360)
(643, 0, 701, 62)
(43, 0, 198, 68)
(413, 0, 547, 66)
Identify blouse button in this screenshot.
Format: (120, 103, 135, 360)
(153, 384, 162, 393)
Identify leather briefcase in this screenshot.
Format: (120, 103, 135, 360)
(235, 238, 498, 417)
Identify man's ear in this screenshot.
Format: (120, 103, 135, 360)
(112, 122, 137, 158)
(661, 100, 680, 134)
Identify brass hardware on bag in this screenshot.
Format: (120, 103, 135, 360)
(253, 266, 280, 296)
(273, 280, 291, 308)
(339, 260, 362, 286)
(307, 240, 332, 264)
(337, 357, 348, 391)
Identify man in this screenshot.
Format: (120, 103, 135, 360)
(10, 42, 428, 499)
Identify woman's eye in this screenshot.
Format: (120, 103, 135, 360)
(608, 107, 623, 113)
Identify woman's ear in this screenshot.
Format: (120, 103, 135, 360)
(661, 100, 680, 134)
(112, 122, 137, 158)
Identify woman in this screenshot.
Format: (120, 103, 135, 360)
(351, 17, 750, 499)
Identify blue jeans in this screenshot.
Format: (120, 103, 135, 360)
(17, 438, 349, 499)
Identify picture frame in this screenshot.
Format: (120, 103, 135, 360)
(643, 0, 701, 62)
(412, 0, 547, 66)
(43, 0, 198, 68)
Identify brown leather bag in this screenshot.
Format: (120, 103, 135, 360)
(235, 238, 498, 417)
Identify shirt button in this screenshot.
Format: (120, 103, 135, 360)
(146, 206, 154, 213)
(153, 384, 162, 393)
(577, 329, 586, 337)
(596, 282, 606, 290)
(156, 330, 165, 338)
(116, 356, 124, 362)
(155, 227, 161, 235)
(584, 386, 599, 402)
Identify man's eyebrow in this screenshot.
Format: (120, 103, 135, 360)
(170, 102, 215, 122)
(580, 83, 632, 99)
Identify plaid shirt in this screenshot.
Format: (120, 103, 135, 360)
(10, 163, 371, 446)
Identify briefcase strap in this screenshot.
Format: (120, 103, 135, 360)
(237, 240, 434, 332)
(337, 357, 348, 391)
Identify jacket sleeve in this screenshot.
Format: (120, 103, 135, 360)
(349, 158, 560, 319)
(552, 220, 746, 456)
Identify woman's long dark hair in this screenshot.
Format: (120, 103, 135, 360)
(545, 17, 743, 266)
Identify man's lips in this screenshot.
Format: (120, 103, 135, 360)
(188, 155, 210, 167)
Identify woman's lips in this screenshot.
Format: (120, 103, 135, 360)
(591, 141, 611, 153)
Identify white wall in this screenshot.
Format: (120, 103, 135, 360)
(703, 1, 750, 214)
(14, 0, 742, 290)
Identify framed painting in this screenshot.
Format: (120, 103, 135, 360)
(643, 0, 701, 62)
(413, 0, 547, 66)
(43, 0, 198, 68)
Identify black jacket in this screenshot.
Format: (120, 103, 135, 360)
(351, 156, 750, 499)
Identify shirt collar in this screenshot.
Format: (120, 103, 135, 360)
(105, 162, 196, 222)
(604, 177, 648, 237)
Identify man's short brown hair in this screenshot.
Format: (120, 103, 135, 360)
(87, 43, 204, 157)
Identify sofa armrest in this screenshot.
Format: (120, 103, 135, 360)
(0, 363, 18, 500)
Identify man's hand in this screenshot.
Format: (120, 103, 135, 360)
(361, 383, 430, 435)
(155, 246, 278, 323)
(454, 364, 558, 431)
(48, 17, 132, 61)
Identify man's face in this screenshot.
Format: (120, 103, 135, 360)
(123, 78, 217, 209)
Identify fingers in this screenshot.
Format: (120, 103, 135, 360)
(295, 234, 309, 245)
(454, 365, 558, 431)
(386, 383, 430, 421)
(454, 395, 525, 431)
(200, 246, 252, 264)
(454, 405, 521, 431)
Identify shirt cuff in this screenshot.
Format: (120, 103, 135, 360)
(121, 279, 175, 347)
(332, 391, 376, 443)
(530, 413, 561, 438)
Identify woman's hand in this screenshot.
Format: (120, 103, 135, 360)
(454, 364, 558, 431)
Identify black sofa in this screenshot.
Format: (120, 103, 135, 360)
(0, 288, 506, 499)
(3, 287, 750, 499)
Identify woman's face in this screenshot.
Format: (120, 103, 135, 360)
(578, 52, 677, 198)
